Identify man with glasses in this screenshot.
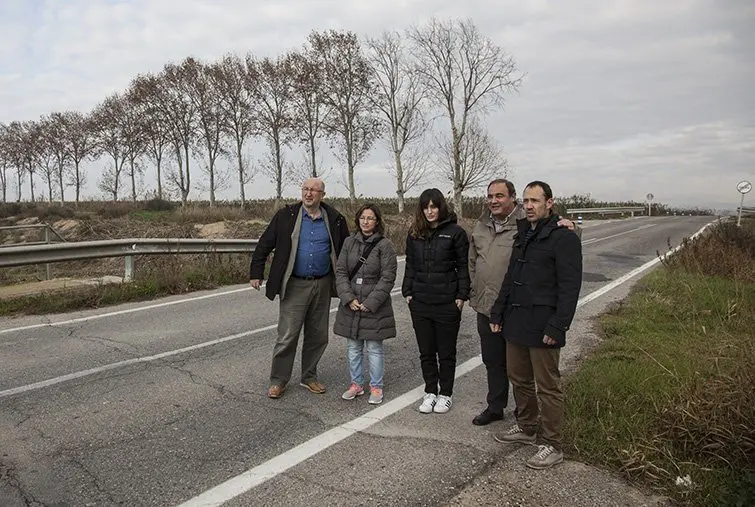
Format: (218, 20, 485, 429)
(468, 179, 576, 426)
(250, 177, 350, 399)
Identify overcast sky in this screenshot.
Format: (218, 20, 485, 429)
(1, 0, 753, 210)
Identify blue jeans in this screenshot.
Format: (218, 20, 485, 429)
(347, 339, 384, 388)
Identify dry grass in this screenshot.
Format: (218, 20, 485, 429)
(565, 217, 755, 506)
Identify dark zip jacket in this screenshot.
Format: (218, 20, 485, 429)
(490, 214, 582, 347)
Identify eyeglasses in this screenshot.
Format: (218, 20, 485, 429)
(301, 187, 323, 194)
(359, 216, 377, 222)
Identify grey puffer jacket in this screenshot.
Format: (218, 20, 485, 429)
(333, 233, 398, 341)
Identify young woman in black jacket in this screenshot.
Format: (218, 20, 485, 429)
(401, 188, 470, 414)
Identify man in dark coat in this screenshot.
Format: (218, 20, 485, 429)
(250, 177, 350, 399)
(489, 180, 582, 470)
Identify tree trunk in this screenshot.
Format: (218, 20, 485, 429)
(394, 149, 405, 214)
(130, 159, 137, 202)
(74, 162, 81, 203)
(274, 134, 283, 199)
(453, 184, 464, 218)
(155, 154, 163, 200)
(236, 138, 246, 210)
(57, 161, 66, 203)
(209, 159, 216, 207)
(182, 144, 191, 205)
(28, 167, 35, 202)
(309, 136, 317, 177)
(16, 171, 22, 202)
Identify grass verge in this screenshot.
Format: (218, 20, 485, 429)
(564, 219, 755, 506)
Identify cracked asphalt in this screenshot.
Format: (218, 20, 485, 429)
(0, 216, 711, 506)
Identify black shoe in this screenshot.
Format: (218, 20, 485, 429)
(472, 409, 503, 426)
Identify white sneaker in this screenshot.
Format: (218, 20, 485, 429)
(418, 393, 437, 413)
(433, 395, 452, 414)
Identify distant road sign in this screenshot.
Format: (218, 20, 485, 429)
(646, 193, 654, 201)
(737, 180, 752, 194)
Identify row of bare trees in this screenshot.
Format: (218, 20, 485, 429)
(0, 18, 522, 215)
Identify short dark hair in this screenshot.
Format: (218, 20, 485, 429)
(354, 203, 385, 235)
(488, 178, 516, 197)
(411, 188, 450, 238)
(524, 180, 553, 200)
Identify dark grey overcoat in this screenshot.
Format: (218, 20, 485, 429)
(333, 233, 397, 341)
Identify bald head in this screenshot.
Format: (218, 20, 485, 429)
(303, 177, 325, 192)
(301, 177, 326, 211)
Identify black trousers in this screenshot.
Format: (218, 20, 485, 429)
(409, 300, 461, 396)
(477, 312, 509, 414)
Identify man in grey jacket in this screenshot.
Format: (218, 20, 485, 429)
(469, 179, 575, 426)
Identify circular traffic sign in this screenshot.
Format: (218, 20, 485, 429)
(737, 180, 752, 194)
(646, 193, 654, 201)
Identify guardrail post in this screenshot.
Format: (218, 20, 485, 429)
(124, 256, 134, 282)
(577, 215, 582, 225)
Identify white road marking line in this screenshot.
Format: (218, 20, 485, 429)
(0, 258, 407, 335)
(175, 219, 717, 507)
(175, 357, 483, 507)
(581, 223, 656, 245)
(0, 288, 402, 399)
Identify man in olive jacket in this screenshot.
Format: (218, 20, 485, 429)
(250, 178, 350, 399)
(489, 180, 582, 470)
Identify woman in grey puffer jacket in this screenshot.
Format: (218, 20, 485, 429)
(334, 203, 398, 405)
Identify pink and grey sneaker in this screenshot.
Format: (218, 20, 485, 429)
(341, 383, 364, 400)
(368, 387, 384, 405)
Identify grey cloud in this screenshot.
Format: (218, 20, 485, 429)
(1, 0, 752, 210)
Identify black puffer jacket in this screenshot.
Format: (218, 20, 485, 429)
(490, 215, 582, 348)
(401, 215, 470, 305)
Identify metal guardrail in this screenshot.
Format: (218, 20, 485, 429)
(566, 207, 646, 214)
(0, 223, 68, 279)
(0, 238, 258, 281)
(738, 206, 755, 214)
(567, 207, 646, 224)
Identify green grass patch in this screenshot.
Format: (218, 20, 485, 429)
(565, 236, 755, 506)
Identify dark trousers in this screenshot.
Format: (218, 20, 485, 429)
(409, 300, 461, 396)
(477, 312, 509, 414)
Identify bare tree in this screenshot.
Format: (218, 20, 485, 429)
(307, 30, 382, 200)
(440, 117, 508, 204)
(91, 94, 129, 200)
(366, 30, 429, 213)
(122, 94, 150, 202)
(3, 121, 26, 201)
(186, 59, 226, 206)
(288, 50, 328, 178)
(207, 54, 256, 209)
(131, 59, 198, 205)
(34, 120, 58, 202)
(18, 121, 40, 202)
(128, 78, 170, 200)
(408, 18, 522, 215)
(248, 54, 295, 200)
(0, 123, 10, 202)
(60, 111, 95, 203)
(41, 113, 71, 203)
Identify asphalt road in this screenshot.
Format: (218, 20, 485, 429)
(0, 216, 712, 507)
